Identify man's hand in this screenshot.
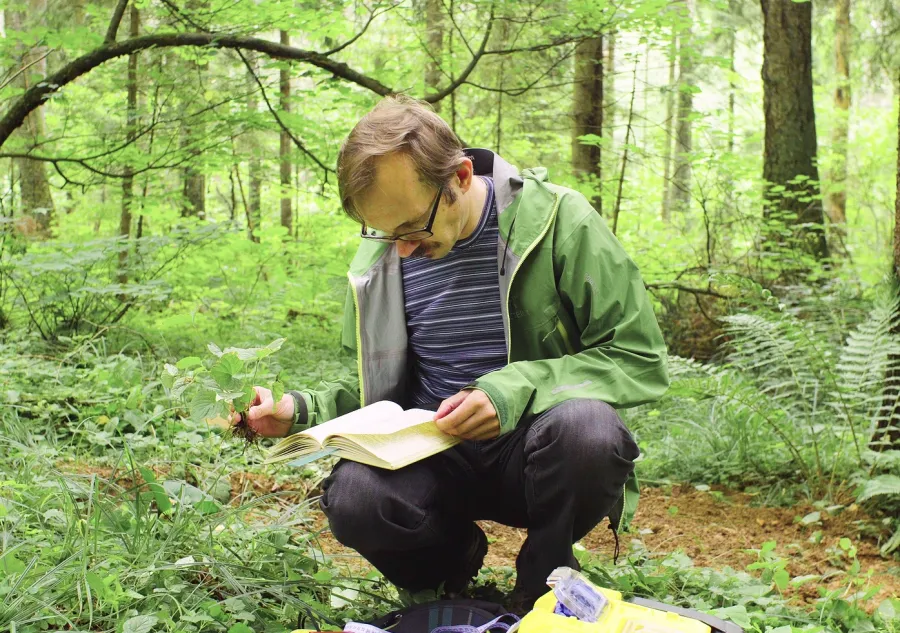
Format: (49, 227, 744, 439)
(434, 389, 500, 440)
(230, 386, 295, 438)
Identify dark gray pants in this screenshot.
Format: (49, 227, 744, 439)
(319, 399, 639, 596)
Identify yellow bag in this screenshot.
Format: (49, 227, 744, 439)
(518, 588, 712, 633)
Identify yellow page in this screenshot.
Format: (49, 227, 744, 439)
(334, 413, 460, 468)
(301, 400, 403, 445)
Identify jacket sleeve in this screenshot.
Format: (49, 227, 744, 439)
(288, 283, 361, 434)
(472, 194, 669, 435)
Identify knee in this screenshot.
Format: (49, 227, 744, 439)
(527, 399, 639, 465)
(319, 461, 431, 549)
(320, 462, 385, 547)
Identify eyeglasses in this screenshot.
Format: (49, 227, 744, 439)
(360, 185, 443, 242)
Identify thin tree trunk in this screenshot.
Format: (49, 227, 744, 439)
(605, 30, 616, 154)
(875, 75, 900, 450)
(671, 0, 694, 217)
(828, 0, 851, 257)
(7, 1, 55, 236)
(279, 30, 292, 235)
(246, 55, 261, 242)
(180, 41, 206, 219)
(572, 35, 604, 214)
(119, 4, 139, 287)
(425, 0, 443, 113)
(760, 0, 829, 260)
(661, 27, 677, 222)
(727, 0, 737, 155)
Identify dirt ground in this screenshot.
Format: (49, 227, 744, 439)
(58, 462, 900, 607)
(305, 482, 900, 608)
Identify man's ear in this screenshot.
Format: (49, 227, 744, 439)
(455, 157, 475, 193)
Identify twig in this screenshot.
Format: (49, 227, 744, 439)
(0, 48, 55, 92)
(611, 60, 638, 235)
(323, 2, 402, 56)
(645, 282, 728, 299)
(235, 49, 333, 179)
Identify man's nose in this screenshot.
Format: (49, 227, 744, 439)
(396, 240, 420, 258)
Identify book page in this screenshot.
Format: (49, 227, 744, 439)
(334, 419, 459, 469)
(301, 400, 403, 445)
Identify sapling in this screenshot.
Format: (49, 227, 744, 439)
(162, 338, 286, 445)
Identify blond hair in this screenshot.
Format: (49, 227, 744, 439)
(337, 94, 466, 223)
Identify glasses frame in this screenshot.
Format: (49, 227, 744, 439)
(360, 185, 444, 242)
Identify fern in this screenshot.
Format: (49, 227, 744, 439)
(856, 474, 900, 502)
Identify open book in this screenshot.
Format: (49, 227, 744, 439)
(263, 401, 460, 470)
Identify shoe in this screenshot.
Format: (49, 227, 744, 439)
(442, 524, 488, 597)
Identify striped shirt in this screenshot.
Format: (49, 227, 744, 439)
(402, 176, 507, 406)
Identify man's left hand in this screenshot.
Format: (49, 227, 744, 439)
(434, 389, 500, 440)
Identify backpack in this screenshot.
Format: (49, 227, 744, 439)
(355, 600, 516, 633)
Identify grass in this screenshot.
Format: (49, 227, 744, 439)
(0, 226, 899, 631)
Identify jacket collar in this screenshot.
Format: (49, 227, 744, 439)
(465, 148, 523, 215)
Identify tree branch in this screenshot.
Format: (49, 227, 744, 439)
(423, 3, 495, 104)
(105, 0, 131, 44)
(0, 32, 394, 150)
(323, 2, 402, 56)
(235, 49, 333, 179)
(645, 282, 728, 299)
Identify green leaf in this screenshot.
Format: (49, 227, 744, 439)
(233, 385, 255, 412)
(210, 353, 243, 391)
(85, 571, 106, 596)
(271, 380, 284, 408)
(773, 569, 790, 591)
(139, 467, 173, 514)
(800, 511, 821, 525)
(176, 356, 203, 370)
(123, 614, 158, 633)
(227, 624, 253, 633)
(222, 338, 286, 361)
(190, 389, 226, 424)
(877, 598, 900, 622)
(711, 605, 751, 629)
(857, 474, 900, 502)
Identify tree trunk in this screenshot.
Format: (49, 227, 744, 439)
(247, 55, 262, 242)
(828, 0, 851, 257)
(605, 30, 615, 153)
(727, 0, 737, 155)
(760, 0, 828, 260)
(875, 75, 900, 450)
(572, 35, 604, 214)
(425, 0, 444, 113)
(671, 0, 694, 217)
(119, 5, 139, 286)
(279, 30, 292, 235)
(661, 27, 677, 222)
(7, 1, 55, 236)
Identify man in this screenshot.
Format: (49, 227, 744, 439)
(239, 95, 668, 608)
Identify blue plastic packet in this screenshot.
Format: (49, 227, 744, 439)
(546, 566, 608, 623)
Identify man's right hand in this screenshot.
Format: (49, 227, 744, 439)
(231, 386, 295, 438)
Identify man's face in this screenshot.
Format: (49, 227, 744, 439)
(357, 152, 471, 260)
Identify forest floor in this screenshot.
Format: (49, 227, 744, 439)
(59, 462, 900, 609)
(306, 483, 900, 608)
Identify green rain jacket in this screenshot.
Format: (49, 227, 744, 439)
(292, 149, 669, 530)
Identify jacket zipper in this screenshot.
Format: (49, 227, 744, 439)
(504, 193, 562, 363)
(347, 272, 366, 407)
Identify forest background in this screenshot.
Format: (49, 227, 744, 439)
(1, 0, 900, 631)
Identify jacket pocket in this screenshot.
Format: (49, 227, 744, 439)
(541, 313, 576, 356)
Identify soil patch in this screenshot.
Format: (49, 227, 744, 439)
(312, 485, 900, 607)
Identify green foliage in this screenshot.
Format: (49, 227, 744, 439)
(163, 338, 287, 423)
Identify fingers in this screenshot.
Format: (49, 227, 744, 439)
(435, 390, 471, 419)
(435, 391, 478, 433)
